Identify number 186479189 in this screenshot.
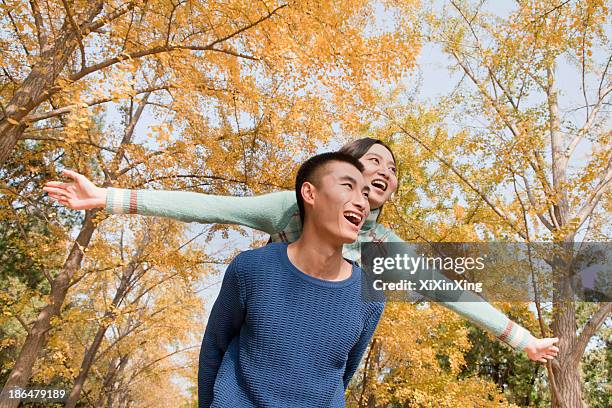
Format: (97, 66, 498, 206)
(0, 387, 68, 403)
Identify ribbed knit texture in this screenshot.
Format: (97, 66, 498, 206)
(106, 188, 534, 351)
(198, 243, 385, 408)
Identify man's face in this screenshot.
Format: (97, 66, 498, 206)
(305, 161, 370, 244)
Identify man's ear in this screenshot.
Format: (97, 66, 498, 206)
(301, 181, 316, 207)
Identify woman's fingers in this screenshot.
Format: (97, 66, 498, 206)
(61, 169, 82, 181)
(47, 192, 62, 200)
(44, 181, 71, 189)
(44, 186, 71, 197)
(48, 193, 69, 203)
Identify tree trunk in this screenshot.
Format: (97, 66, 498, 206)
(550, 254, 585, 408)
(0, 210, 98, 408)
(545, 60, 587, 407)
(64, 323, 111, 408)
(93, 354, 129, 408)
(65, 259, 142, 408)
(0, 122, 27, 169)
(551, 360, 584, 408)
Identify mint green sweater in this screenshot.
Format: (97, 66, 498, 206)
(106, 188, 535, 351)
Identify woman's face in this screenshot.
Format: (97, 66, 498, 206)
(358, 144, 398, 210)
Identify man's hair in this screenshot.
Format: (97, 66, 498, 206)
(295, 152, 364, 225)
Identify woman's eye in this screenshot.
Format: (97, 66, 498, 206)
(343, 183, 352, 189)
(363, 192, 369, 198)
(390, 167, 397, 174)
(370, 157, 379, 164)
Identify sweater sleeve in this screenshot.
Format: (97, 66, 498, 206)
(343, 303, 385, 389)
(198, 258, 246, 408)
(385, 230, 535, 351)
(105, 188, 297, 236)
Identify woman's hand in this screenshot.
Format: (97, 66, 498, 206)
(525, 337, 560, 363)
(43, 169, 107, 210)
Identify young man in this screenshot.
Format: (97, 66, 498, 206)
(198, 152, 384, 407)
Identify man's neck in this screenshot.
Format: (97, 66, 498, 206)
(287, 223, 352, 281)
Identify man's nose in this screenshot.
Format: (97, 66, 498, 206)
(353, 191, 368, 211)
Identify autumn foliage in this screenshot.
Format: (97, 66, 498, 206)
(1, 0, 610, 407)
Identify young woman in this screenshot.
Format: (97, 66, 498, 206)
(44, 138, 559, 362)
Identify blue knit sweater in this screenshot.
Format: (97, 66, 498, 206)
(198, 243, 385, 408)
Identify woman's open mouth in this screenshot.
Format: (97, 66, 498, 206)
(371, 179, 387, 193)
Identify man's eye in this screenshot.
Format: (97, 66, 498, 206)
(363, 192, 369, 198)
(370, 157, 379, 164)
(390, 167, 397, 174)
(343, 183, 352, 189)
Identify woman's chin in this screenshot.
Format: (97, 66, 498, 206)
(368, 197, 385, 210)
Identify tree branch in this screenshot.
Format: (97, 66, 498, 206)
(24, 86, 167, 123)
(571, 303, 611, 365)
(175, 44, 259, 61)
(204, 3, 287, 50)
(69, 4, 287, 82)
(390, 121, 527, 239)
(597, 54, 611, 99)
(13, 313, 32, 333)
(450, 49, 523, 140)
(28, 0, 47, 52)
(450, 0, 519, 110)
(520, 173, 555, 231)
(566, 82, 612, 159)
(84, 1, 136, 33)
(573, 159, 612, 230)
(581, 34, 589, 119)
(61, 0, 86, 70)
(126, 345, 199, 384)
(2, 0, 31, 56)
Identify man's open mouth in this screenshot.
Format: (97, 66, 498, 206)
(343, 211, 363, 227)
(371, 179, 387, 192)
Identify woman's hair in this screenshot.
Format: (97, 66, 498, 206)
(338, 137, 397, 164)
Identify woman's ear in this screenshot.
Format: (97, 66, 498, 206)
(301, 181, 316, 206)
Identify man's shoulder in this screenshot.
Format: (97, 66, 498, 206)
(231, 243, 286, 272)
(356, 263, 387, 307)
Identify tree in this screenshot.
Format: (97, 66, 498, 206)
(0, 142, 71, 391)
(347, 302, 520, 407)
(0, 0, 420, 168)
(373, 1, 610, 406)
(460, 307, 550, 406)
(1, 2, 424, 404)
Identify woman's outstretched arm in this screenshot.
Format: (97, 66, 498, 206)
(382, 229, 558, 362)
(44, 170, 298, 235)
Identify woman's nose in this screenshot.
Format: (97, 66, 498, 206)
(377, 167, 391, 179)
